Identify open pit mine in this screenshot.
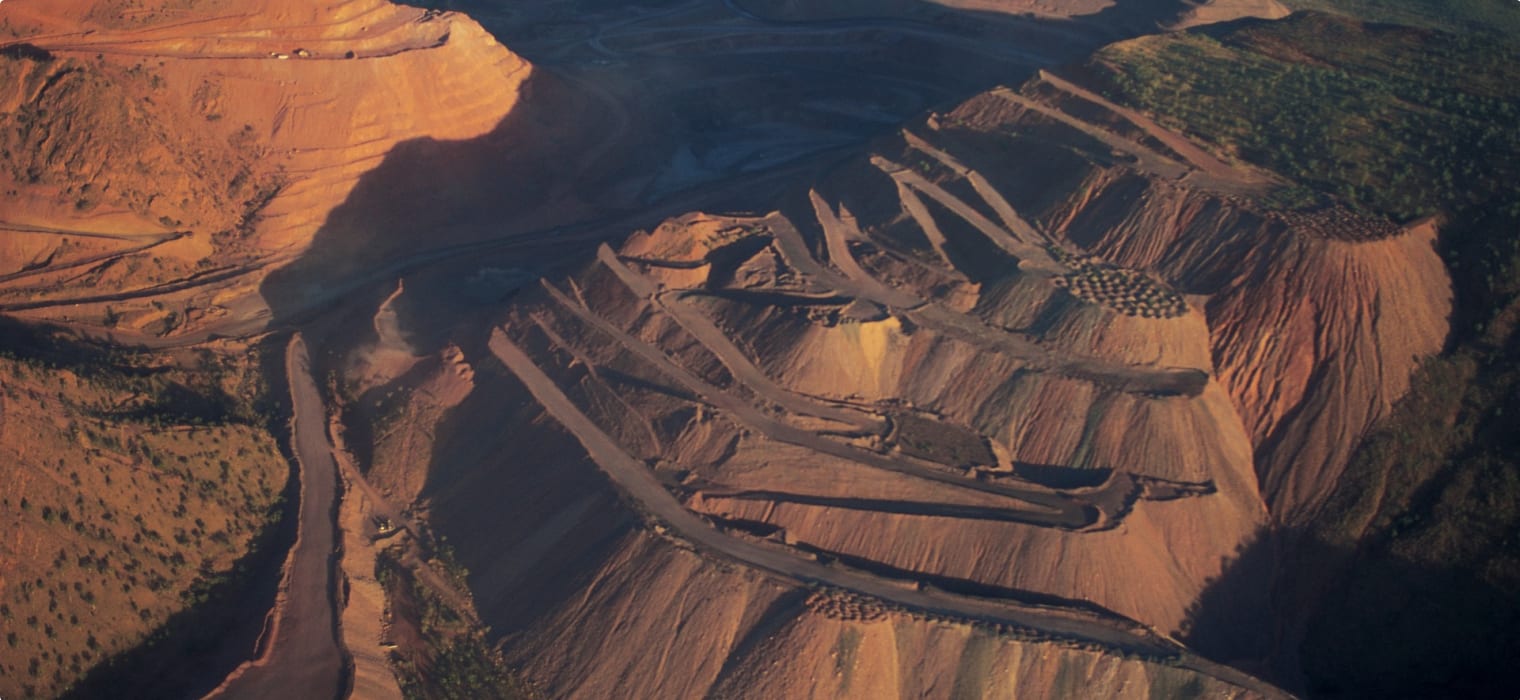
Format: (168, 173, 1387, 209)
(3, 0, 1516, 698)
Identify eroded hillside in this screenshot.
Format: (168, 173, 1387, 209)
(1081, 13, 1520, 695)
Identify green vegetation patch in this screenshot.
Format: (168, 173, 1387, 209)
(1093, 13, 1520, 222)
(1092, 11, 1520, 697)
(0, 325, 288, 699)
(1297, 346, 1520, 697)
(375, 551, 534, 700)
(1280, 0, 1520, 36)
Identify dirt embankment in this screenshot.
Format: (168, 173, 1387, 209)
(415, 92, 1258, 694)
(395, 61, 1446, 698)
(1170, 0, 1290, 29)
(940, 73, 1451, 524)
(0, 0, 532, 336)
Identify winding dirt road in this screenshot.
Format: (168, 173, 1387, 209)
(206, 334, 346, 700)
(599, 246, 885, 434)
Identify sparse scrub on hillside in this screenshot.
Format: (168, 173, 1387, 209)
(891, 412, 996, 468)
(0, 324, 288, 699)
(1295, 347, 1520, 696)
(1093, 11, 1520, 368)
(1280, 0, 1520, 36)
(1094, 15, 1520, 225)
(1092, 13, 1520, 696)
(375, 550, 534, 700)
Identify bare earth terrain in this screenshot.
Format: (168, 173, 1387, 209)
(2, 0, 1496, 698)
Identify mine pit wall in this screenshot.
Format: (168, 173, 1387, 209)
(0, 0, 536, 334)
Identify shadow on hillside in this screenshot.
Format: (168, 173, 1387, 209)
(258, 0, 1212, 332)
(417, 348, 642, 640)
(62, 333, 302, 700)
(241, 0, 1279, 687)
(1176, 531, 1280, 675)
(257, 69, 622, 330)
(0, 316, 152, 374)
(1182, 529, 1520, 699)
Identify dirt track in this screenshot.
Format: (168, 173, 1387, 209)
(598, 245, 885, 434)
(538, 274, 1107, 528)
(987, 83, 1277, 197)
(762, 209, 1211, 396)
(488, 329, 1294, 699)
(207, 334, 346, 700)
(538, 257, 1214, 531)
